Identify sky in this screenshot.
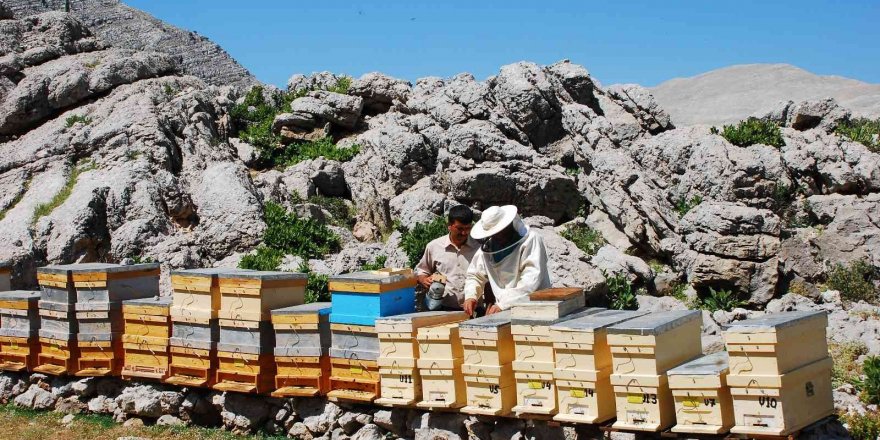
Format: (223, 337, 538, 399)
(126, 0, 880, 88)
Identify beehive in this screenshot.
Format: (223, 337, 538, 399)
(0, 261, 11, 291)
(608, 310, 703, 432)
(459, 311, 517, 416)
(550, 309, 647, 424)
(415, 323, 466, 409)
(122, 296, 171, 380)
(328, 322, 381, 402)
(170, 268, 245, 321)
(166, 319, 218, 387)
(375, 311, 468, 407)
(607, 310, 702, 376)
(0, 291, 41, 371)
(328, 269, 416, 326)
(723, 311, 828, 376)
(214, 319, 276, 393)
(271, 303, 332, 397)
(511, 307, 604, 417)
(669, 352, 735, 434)
(509, 287, 586, 321)
(728, 357, 834, 436)
(217, 271, 307, 323)
(34, 266, 77, 375)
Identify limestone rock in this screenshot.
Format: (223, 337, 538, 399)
(591, 245, 654, 285)
(156, 414, 186, 426)
(13, 384, 57, 410)
(284, 91, 364, 130)
(218, 392, 272, 433)
(349, 72, 412, 113)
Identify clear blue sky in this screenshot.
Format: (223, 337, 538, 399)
(126, 0, 880, 88)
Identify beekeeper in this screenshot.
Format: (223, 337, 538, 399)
(463, 205, 551, 316)
(414, 205, 480, 311)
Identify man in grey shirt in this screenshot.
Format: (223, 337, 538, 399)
(414, 206, 479, 311)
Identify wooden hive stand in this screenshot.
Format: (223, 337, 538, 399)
(723, 311, 833, 436)
(458, 311, 517, 417)
(375, 311, 468, 407)
(510, 302, 604, 418)
(607, 310, 703, 432)
(549, 309, 647, 425)
(328, 269, 416, 326)
(668, 352, 735, 435)
(271, 302, 332, 397)
(0, 290, 41, 371)
(122, 296, 171, 381)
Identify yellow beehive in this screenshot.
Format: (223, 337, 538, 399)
(274, 356, 331, 397)
(729, 357, 833, 436)
(218, 271, 307, 323)
(0, 290, 41, 372)
(459, 311, 517, 416)
(375, 311, 468, 407)
(166, 345, 215, 387)
(416, 323, 465, 409)
(611, 373, 675, 432)
(723, 311, 828, 376)
(607, 310, 702, 376)
(669, 352, 735, 434)
(34, 337, 78, 375)
(0, 262, 11, 291)
(76, 339, 122, 376)
(214, 351, 276, 394)
(122, 297, 171, 380)
(550, 310, 647, 424)
(271, 303, 332, 397)
(328, 357, 380, 402)
(170, 269, 236, 321)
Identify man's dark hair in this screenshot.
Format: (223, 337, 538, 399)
(447, 205, 474, 225)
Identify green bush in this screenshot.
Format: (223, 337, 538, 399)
(308, 195, 355, 228)
(359, 255, 388, 271)
(262, 202, 340, 259)
(698, 287, 746, 312)
(32, 160, 96, 224)
(298, 262, 330, 304)
(605, 272, 638, 310)
(271, 137, 360, 168)
(239, 246, 285, 271)
(398, 217, 449, 268)
(836, 117, 880, 152)
(65, 114, 92, 128)
(710, 117, 785, 148)
(827, 260, 879, 304)
(674, 194, 702, 217)
(561, 224, 606, 256)
(861, 356, 880, 405)
(830, 341, 868, 388)
(843, 410, 880, 440)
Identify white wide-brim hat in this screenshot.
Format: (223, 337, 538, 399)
(470, 205, 518, 240)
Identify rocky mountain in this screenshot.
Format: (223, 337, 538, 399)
(650, 63, 880, 126)
(0, 0, 256, 88)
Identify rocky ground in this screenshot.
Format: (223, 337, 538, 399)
(0, 8, 878, 440)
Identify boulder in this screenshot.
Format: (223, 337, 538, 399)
(349, 72, 412, 112)
(13, 384, 57, 410)
(284, 91, 364, 130)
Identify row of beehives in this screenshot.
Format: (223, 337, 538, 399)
(0, 263, 835, 437)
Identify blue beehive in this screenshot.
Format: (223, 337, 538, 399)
(329, 269, 416, 326)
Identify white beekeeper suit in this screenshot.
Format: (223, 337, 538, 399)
(463, 205, 551, 311)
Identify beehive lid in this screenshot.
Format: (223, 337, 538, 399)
(668, 352, 729, 376)
(170, 267, 248, 278)
(608, 309, 700, 335)
(41, 263, 160, 273)
(329, 269, 412, 284)
(723, 310, 826, 333)
(511, 306, 603, 326)
(123, 296, 171, 307)
(271, 302, 332, 316)
(528, 287, 584, 301)
(459, 310, 511, 331)
(376, 310, 463, 325)
(550, 309, 647, 331)
(0, 290, 41, 301)
(218, 270, 307, 281)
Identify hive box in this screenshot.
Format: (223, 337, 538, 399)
(550, 309, 648, 424)
(607, 310, 702, 376)
(214, 320, 276, 393)
(166, 319, 219, 387)
(416, 323, 465, 409)
(329, 269, 416, 326)
(37, 266, 76, 310)
(68, 263, 160, 306)
(459, 311, 517, 416)
(0, 261, 11, 291)
(375, 311, 468, 407)
(122, 296, 171, 380)
(328, 357, 380, 403)
(608, 310, 702, 432)
(170, 268, 246, 321)
(218, 271, 307, 323)
(271, 303, 332, 397)
(669, 352, 735, 434)
(34, 267, 77, 375)
(0, 291, 41, 371)
(510, 287, 586, 321)
(330, 323, 379, 361)
(729, 357, 834, 436)
(723, 311, 828, 376)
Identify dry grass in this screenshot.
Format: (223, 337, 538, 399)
(0, 404, 285, 440)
